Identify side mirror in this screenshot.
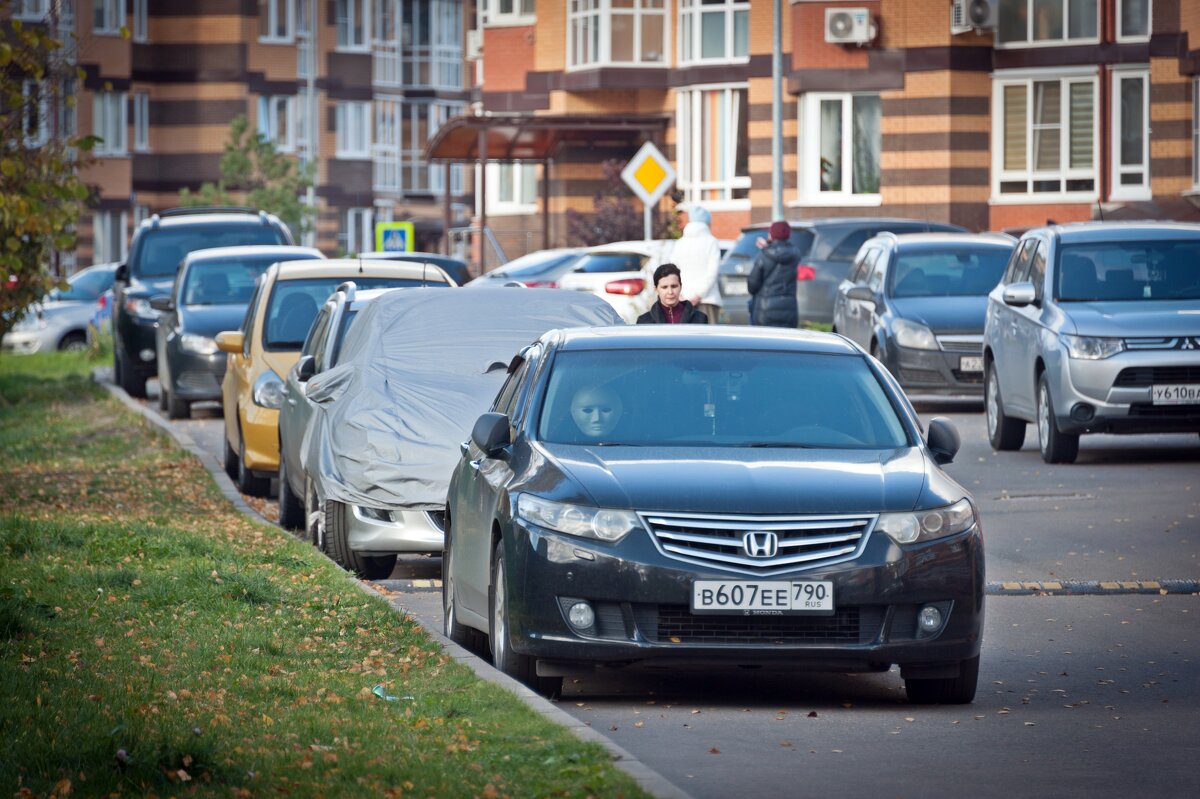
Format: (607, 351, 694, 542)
(296, 355, 316, 382)
(926, 417, 961, 465)
(114, 263, 128, 282)
(1002, 282, 1036, 307)
(471, 412, 511, 460)
(846, 285, 876, 303)
(215, 330, 245, 354)
(149, 296, 173, 312)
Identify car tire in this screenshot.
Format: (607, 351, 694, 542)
(117, 348, 148, 398)
(443, 524, 484, 650)
(277, 452, 304, 532)
(1037, 374, 1079, 464)
(222, 434, 238, 480)
(236, 430, 271, 497)
(305, 477, 327, 552)
(59, 332, 87, 352)
(489, 548, 562, 698)
(904, 654, 980, 704)
(166, 387, 190, 420)
(325, 499, 396, 580)
(985, 362, 1026, 451)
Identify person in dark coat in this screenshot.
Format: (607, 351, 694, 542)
(637, 263, 709, 324)
(748, 221, 800, 328)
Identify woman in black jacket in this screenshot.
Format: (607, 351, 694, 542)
(748, 221, 800, 328)
(637, 263, 709, 324)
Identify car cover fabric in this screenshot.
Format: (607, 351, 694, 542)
(302, 287, 624, 510)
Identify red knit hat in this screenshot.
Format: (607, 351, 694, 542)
(769, 221, 791, 241)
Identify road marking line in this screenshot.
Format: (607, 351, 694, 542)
(987, 580, 1200, 596)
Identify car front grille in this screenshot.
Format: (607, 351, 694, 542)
(640, 511, 874, 576)
(1114, 366, 1200, 387)
(1128, 404, 1200, 419)
(176, 370, 221, 393)
(950, 369, 984, 384)
(632, 604, 884, 645)
(898, 368, 944, 385)
(1124, 337, 1200, 351)
(936, 336, 982, 354)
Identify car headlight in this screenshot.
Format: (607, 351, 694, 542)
(892, 318, 938, 350)
(179, 333, 218, 355)
(516, 494, 641, 543)
(123, 297, 156, 319)
(13, 314, 46, 332)
(876, 498, 976, 545)
(1061, 333, 1123, 360)
(252, 369, 285, 409)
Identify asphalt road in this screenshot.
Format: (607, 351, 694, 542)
(140, 380, 1200, 799)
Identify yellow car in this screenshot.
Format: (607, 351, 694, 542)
(215, 258, 456, 495)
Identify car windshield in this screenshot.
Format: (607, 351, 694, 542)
(495, 252, 580, 279)
(727, 229, 815, 260)
(889, 247, 1012, 298)
(182, 256, 308, 306)
(264, 278, 448, 349)
(538, 349, 909, 448)
(134, 224, 288, 277)
(1056, 240, 1200, 302)
(571, 253, 648, 273)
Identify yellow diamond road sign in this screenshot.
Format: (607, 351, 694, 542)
(621, 142, 676, 206)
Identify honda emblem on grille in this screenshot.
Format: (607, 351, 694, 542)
(743, 531, 779, 558)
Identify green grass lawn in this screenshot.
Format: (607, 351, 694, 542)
(0, 351, 648, 798)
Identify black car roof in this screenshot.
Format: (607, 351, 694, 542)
(740, 218, 966, 232)
(552, 326, 863, 356)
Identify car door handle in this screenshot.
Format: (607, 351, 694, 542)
(286, 397, 296, 406)
(469, 459, 482, 470)
(460, 440, 470, 457)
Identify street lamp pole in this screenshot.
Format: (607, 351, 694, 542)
(771, 0, 784, 221)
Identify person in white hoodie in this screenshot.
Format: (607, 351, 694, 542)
(670, 205, 723, 323)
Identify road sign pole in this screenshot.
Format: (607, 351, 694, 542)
(644, 204, 652, 241)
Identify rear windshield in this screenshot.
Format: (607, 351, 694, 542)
(889, 247, 1013, 298)
(571, 253, 648, 273)
(812, 224, 960, 262)
(181, 255, 319, 306)
(1056, 240, 1200, 302)
(132, 223, 289, 277)
(52, 268, 114, 301)
(497, 252, 581, 279)
(727, 229, 815, 260)
(263, 277, 448, 350)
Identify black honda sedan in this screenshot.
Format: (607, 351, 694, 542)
(443, 326, 985, 703)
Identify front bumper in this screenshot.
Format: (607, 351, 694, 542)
(165, 345, 226, 402)
(116, 313, 160, 375)
(347, 506, 445, 555)
(1, 330, 51, 354)
(502, 520, 984, 674)
(240, 402, 280, 476)
(890, 344, 984, 397)
(1050, 348, 1200, 435)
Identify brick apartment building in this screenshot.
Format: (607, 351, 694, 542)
(9, 0, 472, 268)
(465, 0, 1200, 250)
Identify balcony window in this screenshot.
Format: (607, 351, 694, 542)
(402, 0, 464, 88)
(260, 0, 295, 42)
(93, 92, 128, 155)
(676, 85, 750, 207)
(1110, 68, 1149, 201)
(338, 208, 374, 256)
(93, 211, 128, 263)
(132, 0, 148, 41)
(22, 81, 49, 148)
(485, 0, 535, 26)
(133, 91, 150, 152)
(336, 0, 371, 50)
(258, 95, 295, 153)
(568, 0, 667, 69)
(93, 0, 125, 35)
(336, 101, 372, 158)
(1117, 0, 1150, 41)
(13, 0, 49, 21)
(679, 0, 748, 65)
(486, 163, 538, 215)
(1193, 78, 1200, 190)
(799, 93, 881, 205)
(997, 0, 1097, 47)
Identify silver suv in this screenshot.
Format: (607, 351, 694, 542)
(983, 222, 1200, 464)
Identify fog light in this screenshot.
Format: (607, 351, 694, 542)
(566, 601, 595, 630)
(917, 605, 943, 634)
(1070, 403, 1094, 422)
(139, 348, 155, 361)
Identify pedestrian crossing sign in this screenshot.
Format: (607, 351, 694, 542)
(375, 221, 415, 252)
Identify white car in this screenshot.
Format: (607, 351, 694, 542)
(556, 240, 675, 323)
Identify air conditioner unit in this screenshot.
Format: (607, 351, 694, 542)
(951, 0, 972, 34)
(824, 8, 873, 46)
(466, 29, 482, 60)
(965, 0, 998, 31)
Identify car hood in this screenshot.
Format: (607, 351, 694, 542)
(889, 296, 987, 334)
(9, 300, 92, 331)
(540, 444, 930, 515)
(178, 304, 251, 338)
(129, 275, 176, 298)
(1060, 301, 1200, 337)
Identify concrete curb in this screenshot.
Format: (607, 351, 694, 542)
(91, 367, 694, 799)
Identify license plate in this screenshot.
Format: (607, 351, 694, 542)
(691, 580, 834, 616)
(1151, 384, 1200, 405)
(959, 356, 983, 373)
(722, 278, 749, 296)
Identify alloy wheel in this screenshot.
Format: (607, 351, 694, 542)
(986, 370, 999, 439)
(1037, 382, 1050, 453)
(491, 558, 509, 666)
(305, 479, 325, 551)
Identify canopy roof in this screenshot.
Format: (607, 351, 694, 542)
(424, 114, 670, 162)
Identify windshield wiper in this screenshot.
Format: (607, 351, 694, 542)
(592, 441, 641, 447)
(746, 441, 821, 448)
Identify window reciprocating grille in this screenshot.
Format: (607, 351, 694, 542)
(640, 512, 875, 576)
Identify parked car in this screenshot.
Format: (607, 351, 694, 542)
(832, 232, 1015, 398)
(214, 259, 454, 497)
(2, 263, 118, 354)
(113, 207, 294, 398)
(556, 240, 675, 323)
(357, 251, 469, 286)
(151, 245, 324, 419)
(297, 289, 623, 579)
(444, 325, 983, 701)
(467, 248, 584, 288)
(984, 222, 1200, 464)
(718, 219, 968, 325)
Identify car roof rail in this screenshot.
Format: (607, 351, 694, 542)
(335, 280, 357, 302)
(155, 206, 260, 218)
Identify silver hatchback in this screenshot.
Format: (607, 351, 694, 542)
(983, 222, 1200, 464)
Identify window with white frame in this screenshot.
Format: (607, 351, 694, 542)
(403, 0, 464, 88)
(133, 91, 149, 151)
(93, 211, 128, 263)
(336, 0, 371, 50)
(60, 78, 77, 138)
(296, 88, 314, 156)
(374, 97, 402, 192)
(261, 0, 295, 41)
(13, 0, 49, 21)
(1117, 0, 1150, 41)
(485, 0, 536, 26)
(338, 208, 374, 255)
(1111, 68, 1149, 200)
(335, 101, 371, 158)
(568, 0, 668, 69)
(799, 93, 881, 204)
(1192, 78, 1200, 190)
(389, 98, 464, 195)
(132, 0, 148, 41)
(993, 71, 1097, 199)
(676, 85, 750, 206)
(93, 92, 128, 155)
(22, 81, 49, 147)
(997, 0, 1097, 46)
(486, 163, 538, 214)
(133, 204, 150, 230)
(679, 0, 748, 65)
(93, 0, 125, 35)
(258, 95, 295, 152)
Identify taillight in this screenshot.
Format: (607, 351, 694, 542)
(524, 280, 557, 288)
(98, 294, 108, 309)
(797, 265, 816, 281)
(605, 278, 645, 296)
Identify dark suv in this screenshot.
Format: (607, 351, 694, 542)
(112, 207, 293, 397)
(718, 218, 968, 326)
